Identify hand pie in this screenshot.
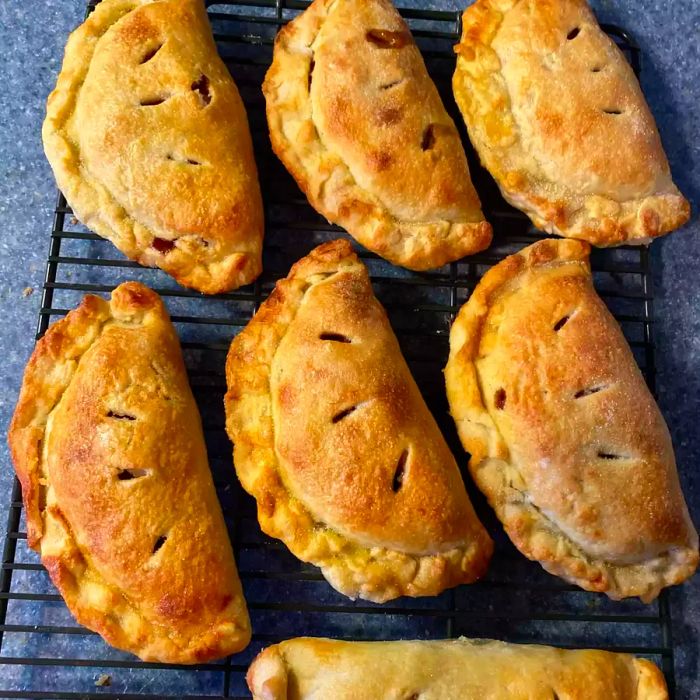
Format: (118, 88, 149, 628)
(225, 239, 492, 602)
(263, 0, 492, 271)
(247, 637, 668, 700)
(43, 0, 264, 294)
(453, 0, 690, 246)
(445, 239, 698, 601)
(8, 282, 250, 663)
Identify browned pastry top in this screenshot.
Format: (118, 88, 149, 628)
(273, 248, 478, 553)
(8, 282, 250, 662)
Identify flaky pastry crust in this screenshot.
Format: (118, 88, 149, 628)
(453, 0, 690, 246)
(263, 0, 491, 271)
(445, 239, 698, 600)
(8, 282, 250, 663)
(43, 0, 264, 294)
(225, 239, 492, 602)
(247, 637, 668, 700)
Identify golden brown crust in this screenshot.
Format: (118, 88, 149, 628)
(247, 637, 669, 700)
(225, 239, 492, 602)
(445, 239, 698, 600)
(263, 0, 491, 271)
(8, 282, 250, 663)
(453, 0, 690, 246)
(42, 0, 264, 294)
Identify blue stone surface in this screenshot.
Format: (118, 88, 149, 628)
(0, 0, 698, 697)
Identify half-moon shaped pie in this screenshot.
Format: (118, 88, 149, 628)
(8, 282, 250, 663)
(225, 239, 492, 602)
(263, 0, 492, 271)
(453, 0, 690, 246)
(445, 239, 698, 600)
(43, 0, 264, 294)
(247, 637, 668, 700)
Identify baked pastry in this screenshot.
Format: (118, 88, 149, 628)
(445, 239, 698, 601)
(453, 0, 690, 246)
(263, 0, 491, 270)
(8, 282, 250, 663)
(225, 239, 492, 602)
(247, 637, 668, 700)
(43, 0, 264, 294)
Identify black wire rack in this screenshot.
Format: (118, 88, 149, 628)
(0, 0, 678, 697)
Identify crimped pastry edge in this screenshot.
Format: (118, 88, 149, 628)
(263, 0, 492, 271)
(444, 238, 699, 601)
(452, 0, 690, 246)
(225, 239, 492, 603)
(7, 282, 251, 662)
(246, 637, 669, 700)
(42, 0, 262, 294)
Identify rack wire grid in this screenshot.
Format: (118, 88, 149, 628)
(0, 0, 678, 698)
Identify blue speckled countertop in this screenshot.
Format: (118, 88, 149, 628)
(0, 0, 699, 697)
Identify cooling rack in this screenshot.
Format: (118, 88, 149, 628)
(0, 0, 677, 697)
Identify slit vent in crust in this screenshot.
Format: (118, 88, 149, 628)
(553, 314, 571, 331)
(597, 451, 626, 460)
(392, 449, 409, 493)
(366, 28, 410, 48)
(117, 468, 149, 481)
(332, 405, 357, 423)
(166, 154, 202, 166)
(574, 385, 606, 399)
(107, 410, 136, 421)
(421, 124, 436, 151)
(191, 74, 211, 105)
(319, 332, 352, 343)
(140, 44, 163, 64)
(140, 95, 169, 107)
(152, 535, 167, 554)
(379, 78, 404, 90)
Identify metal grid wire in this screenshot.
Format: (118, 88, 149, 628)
(0, 0, 677, 697)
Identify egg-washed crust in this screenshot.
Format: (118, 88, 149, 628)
(42, 0, 264, 294)
(453, 0, 690, 246)
(247, 637, 668, 700)
(445, 239, 698, 601)
(263, 0, 492, 271)
(8, 282, 251, 663)
(225, 239, 492, 603)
